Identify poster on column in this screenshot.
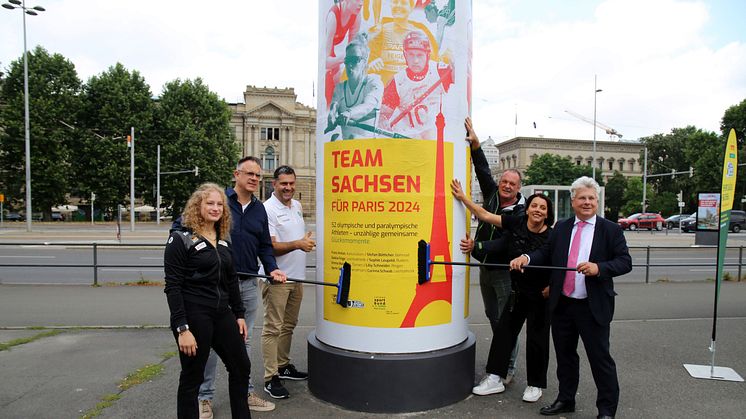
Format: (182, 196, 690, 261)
(316, 0, 472, 333)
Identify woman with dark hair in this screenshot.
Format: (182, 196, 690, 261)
(452, 179, 554, 404)
(164, 183, 252, 419)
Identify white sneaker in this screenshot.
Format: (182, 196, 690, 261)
(472, 374, 505, 395)
(199, 399, 213, 419)
(522, 386, 543, 402)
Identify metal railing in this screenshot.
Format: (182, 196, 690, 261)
(0, 242, 743, 286)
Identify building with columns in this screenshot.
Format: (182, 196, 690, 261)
(496, 136, 645, 181)
(228, 86, 317, 218)
(471, 136, 501, 205)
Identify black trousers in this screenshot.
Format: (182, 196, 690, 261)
(175, 302, 251, 419)
(486, 291, 550, 388)
(552, 296, 619, 417)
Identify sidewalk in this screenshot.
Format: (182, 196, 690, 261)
(1, 281, 745, 418)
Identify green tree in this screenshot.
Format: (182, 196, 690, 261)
(0, 47, 82, 219)
(144, 78, 238, 216)
(648, 191, 677, 215)
(604, 171, 626, 221)
(721, 98, 746, 140)
(621, 176, 644, 217)
(524, 153, 599, 186)
(641, 126, 720, 212)
(74, 63, 155, 218)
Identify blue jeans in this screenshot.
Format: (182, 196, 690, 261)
(479, 267, 519, 375)
(199, 278, 259, 400)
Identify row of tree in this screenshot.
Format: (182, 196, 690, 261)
(1, 46, 745, 221)
(0, 47, 238, 219)
(524, 102, 745, 221)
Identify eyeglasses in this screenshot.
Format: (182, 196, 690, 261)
(237, 170, 262, 179)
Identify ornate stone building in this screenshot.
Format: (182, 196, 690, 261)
(471, 136, 501, 205)
(496, 136, 645, 181)
(228, 86, 317, 218)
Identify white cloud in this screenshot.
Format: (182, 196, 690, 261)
(471, 0, 746, 142)
(1, 0, 744, 142)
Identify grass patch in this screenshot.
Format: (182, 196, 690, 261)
(129, 279, 163, 286)
(119, 364, 164, 390)
(78, 342, 172, 418)
(0, 330, 62, 351)
(80, 394, 121, 419)
(102, 280, 163, 287)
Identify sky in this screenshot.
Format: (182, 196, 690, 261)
(1, 0, 745, 143)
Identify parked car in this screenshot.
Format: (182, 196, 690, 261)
(681, 213, 697, 232)
(3, 212, 22, 221)
(728, 210, 746, 233)
(665, 214, 688, 229)
(617, 213, 666, 231)
(51, 212, 65, 221)
(680, 211, 745, 233)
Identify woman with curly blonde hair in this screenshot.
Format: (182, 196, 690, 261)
(164, 183, 252, 419)
(181, 183, 232, 241)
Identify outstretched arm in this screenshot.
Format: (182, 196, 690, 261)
(451, 179, 502, 227)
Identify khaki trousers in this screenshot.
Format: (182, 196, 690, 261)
(261, 281, 303, 381)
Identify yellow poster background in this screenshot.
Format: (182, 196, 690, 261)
(324, 138, 453, 328)
(720, 129, 738, 213)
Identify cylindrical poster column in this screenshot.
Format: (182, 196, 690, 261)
(311, 0, 474, 412)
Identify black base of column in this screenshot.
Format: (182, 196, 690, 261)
(308, 331, 475, 413)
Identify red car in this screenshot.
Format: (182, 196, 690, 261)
(617, 213, 665, 231)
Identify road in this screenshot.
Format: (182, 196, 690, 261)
(0, 231, 745, 284)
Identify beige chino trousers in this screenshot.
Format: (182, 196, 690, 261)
(260, 281, 303, 382)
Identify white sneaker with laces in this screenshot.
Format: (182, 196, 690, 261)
(522, 386, 543, 402)
(472, 374, 505, 396)
(247, 392, 276, 411)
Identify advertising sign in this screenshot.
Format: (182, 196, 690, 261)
(316, 0, 472, 353)
(697, 193, 720, 231)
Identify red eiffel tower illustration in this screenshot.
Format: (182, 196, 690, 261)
(400, 108, 452, 327)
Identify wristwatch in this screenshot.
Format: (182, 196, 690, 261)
(176, 324, 189, 334)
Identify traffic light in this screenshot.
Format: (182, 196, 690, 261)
(689, 166, 694, 177)
(194, 166, 199, 176)
(671, 169, 676, 179)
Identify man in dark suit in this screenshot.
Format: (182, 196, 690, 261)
(510, 176, 631, 419)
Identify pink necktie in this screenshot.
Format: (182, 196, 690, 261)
(564, 221, 588, 297)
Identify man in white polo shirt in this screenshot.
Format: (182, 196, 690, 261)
(261, 165, 316, 399)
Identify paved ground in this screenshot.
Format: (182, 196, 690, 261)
(1, 224, 745, 418)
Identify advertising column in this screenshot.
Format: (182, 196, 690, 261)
(309, 0, 474, 412)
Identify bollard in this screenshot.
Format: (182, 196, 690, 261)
(645, 245, 651, 284)
(93, 242, 98, 286)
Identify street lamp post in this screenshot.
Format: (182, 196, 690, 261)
(2, 0, 44, 232)
(592, 74, 603, 180)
